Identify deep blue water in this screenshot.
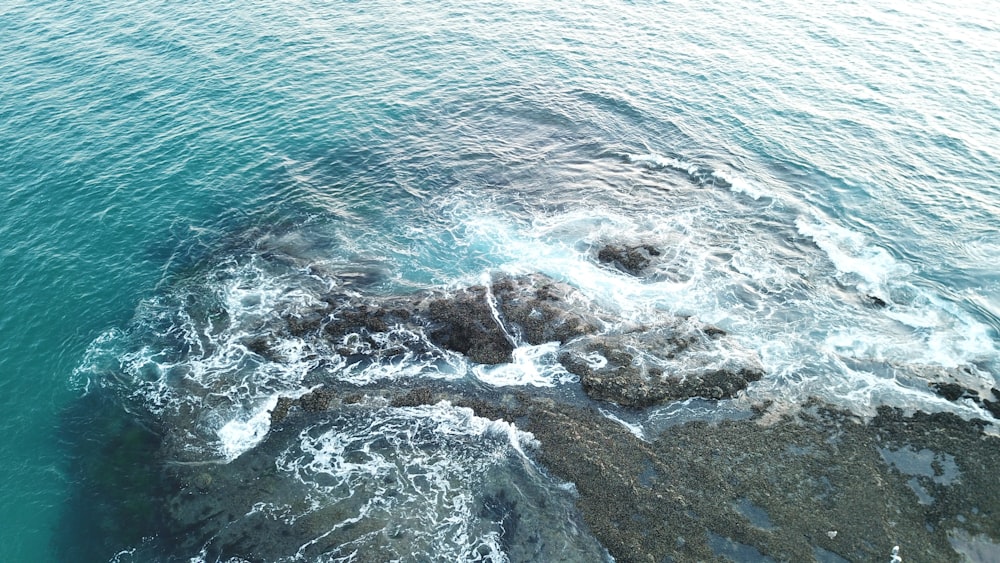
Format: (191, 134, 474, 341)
(1, 0, 998, 560)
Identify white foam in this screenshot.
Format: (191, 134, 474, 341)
(78, 191, 1000, 468)
(626, 151, 700, 175)
(216, 395, 280, 462)
(332, 326, 466, 386)
(472, 342, 576, 387)
(482, 271, 518, 347)
(713, 169, 769, 200)
(76, 255, 336, 460)
(795, 214, 911, 297)
(625, 151, 771, 201)
(272, 402, 546, 561)
(71, 328, 126, 394)
(822, 293, 999, 374)
(456, 207, 998, 421)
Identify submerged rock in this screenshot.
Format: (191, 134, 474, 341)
(155, 396, 609, 562)
(559, 320, 764, 407)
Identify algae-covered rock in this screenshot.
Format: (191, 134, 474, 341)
(423, 284, 516, 364)
(508, 398, 1000, 563)
(490, 273, 604, 345)
(422, 273, 604, 364)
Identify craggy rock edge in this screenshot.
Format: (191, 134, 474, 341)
(256, 271, 766, 408)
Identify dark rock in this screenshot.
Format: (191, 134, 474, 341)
(519, 398, 1000, 563)
(294, 298, 432, 363)
(287, 308, 330, 337)
(153, 392, 610, 562)
(269, 397, 295, 425)
(276, 272, 604, 367)
(65, 372, 1000, 563)
(493, 274, 604, 345)
(864, 294, 889, 308)
(244, 336, 278, 360)
(597, 243, 662, 276)
(983, 388, 1000, 419)
(558, 321, 764, 407)
(925, 377, 1000, 420)
(324, 304, 394, 334)
(298, 388, 335, 412)
(455, 392, 530, 424)
(931, 382, 968, 402)
(193, 472, 213, 492)
(390, 387, 436, 408)
(423, 273, 605, 364)
(424, 284, 515, 364)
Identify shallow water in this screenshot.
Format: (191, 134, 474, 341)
(1, 0, 998, 560)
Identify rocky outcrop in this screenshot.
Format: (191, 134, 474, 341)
(516, 398, 1000, 563)
(930, 382, 1000, 419)
(59, 244, 1000, 563)
(489, 273, 604, 345)
(596, 243, 662, 276)
(268, 271, 765, 405)
(422, 273, 604, 364)
(423, 284, 516, 364)
(150, 386, 1000, 563)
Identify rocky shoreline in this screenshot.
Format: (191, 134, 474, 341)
(59, 242, 1000, 562)
(76, 380, 1000, 562)
(256, 267, 766, 409)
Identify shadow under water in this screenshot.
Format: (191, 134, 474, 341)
(55, 391, 172, 562)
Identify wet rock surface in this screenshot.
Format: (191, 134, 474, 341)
(466, 396, 1000, 563)
(927, 377, 1000, 419)
(152, 385, 610, 562)
(489, 273, 605, 346)
(422, 273, 604, 363)
(597, 243, 662, 276)
(270, 271, 760, 406)
(559, 320, 764, 407)
(142, 383, 1000, 563)
(65, 390, 1000, 561)
(423, 284, 516, 364)
(58, 255, 1000, 562)
(271, 270, 1000, 420)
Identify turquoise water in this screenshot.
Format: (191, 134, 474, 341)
(1, 0, 998, 560)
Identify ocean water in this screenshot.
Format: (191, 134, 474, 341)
(1, 0, 998, 560)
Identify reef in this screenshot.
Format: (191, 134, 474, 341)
(146, 382, 1000, 563)
(558, 321, 763, 407)
(269, 270, 764, 406)
(58, 245, 1000, 562)
(516, 400, 1000, 562)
